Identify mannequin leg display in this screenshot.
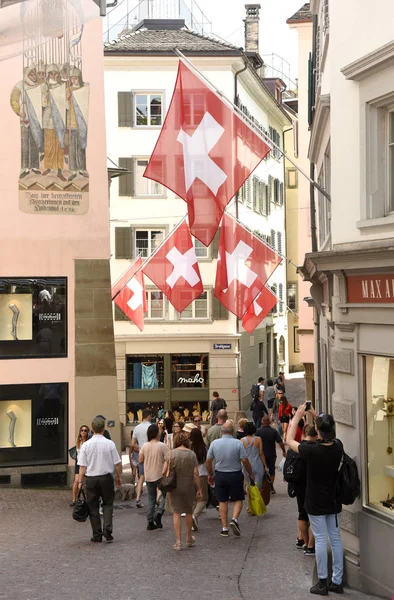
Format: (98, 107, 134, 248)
(6, 410, 17, 447)
(8, 304, 20, 341)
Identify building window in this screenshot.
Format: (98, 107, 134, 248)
(146, 289, 165, 319)
(179, 291, 209, 320)
(278, 283, 284, 313)
(135, 159, 163, 196)
(183, 93, 206, 126)
(388, 111, 394, 213)
(318, 145, 331, 247)
(126, 355, 165, 390)
(364, 355, 394, 518)
(258, 342, 264, 365)
(171, 354, 209, 388)
(135, 229, 164, 258)
(194, 238, 209, 259)
(287, 169, 298, 188)
(287, 283, 297, 311)
(294, 326, 300, 353)
(277, 232, 283, 255)
(271, 284, 277, 314)
(135, 93, 162, 126)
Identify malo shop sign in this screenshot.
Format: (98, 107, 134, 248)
(347, 274, 394, 303)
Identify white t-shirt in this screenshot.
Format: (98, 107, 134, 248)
(77, 434, 121, 477)
(132, 421, 151, 451)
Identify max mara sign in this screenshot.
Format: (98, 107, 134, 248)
(346, 274, 394, 303)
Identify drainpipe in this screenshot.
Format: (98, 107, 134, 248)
(310, 162, 318, 252)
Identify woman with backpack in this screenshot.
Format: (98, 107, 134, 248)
(287, 404, 344, 596)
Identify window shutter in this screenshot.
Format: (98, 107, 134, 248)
(280, 182, 284, 206)
(253, 176, 259, 211)
(277, 232, 282, 254)
(279, 283, 284, 313)
(259, 181, 266, 214)
(115, 227, 133, 259)
(118, 157, 134, 196)
(271, 284, 277, 313)
(114, 304, 129, 321)
(211, 227, 221, 259)
(118, 92, 133, 127)
(270, 229, 275, 249)
(212, 296, 229, 320)
(265, 183, 270, 215)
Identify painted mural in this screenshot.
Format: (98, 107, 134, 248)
(10, 0, 89, 214)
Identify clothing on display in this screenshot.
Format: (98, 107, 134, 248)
(8, 304, 20, 340)
(141, 363, 158, 389)
(6, 410, 17, 447)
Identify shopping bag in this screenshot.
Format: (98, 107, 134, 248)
(206, 485, 218, 509)
(277, 457, 286, 472)
(72, 488, 89, 522)
(248, 484, 266, 516)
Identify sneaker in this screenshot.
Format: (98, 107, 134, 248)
(99, 507, 103, 516)
(181, 513, 186, 517)
(220, 528, 229, 537)
(147, 521, 158, 530)
(305, 547, 316, 556)
(328, 582, 344, 594)
(104, 534, 114, 543)
(90, 536, 102, 543)
(136, 500, 144, 508)
(229, 519, 241, 536)
(154, 513, 163, 529)
(310, 579, 328, 596)
(192, 515, 198, 531)
(296, 538, 305, 549)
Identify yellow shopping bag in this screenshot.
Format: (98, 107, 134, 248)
(248, 483, 267, 516)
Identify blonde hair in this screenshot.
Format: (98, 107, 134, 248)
(238, 418, 248, 431)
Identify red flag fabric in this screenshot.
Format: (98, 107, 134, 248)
(144, 60, 271, 246)
(214, 214, 282, 318)
(142, 221, 203, 312)
(112, 257, 147, 332)
(241, 286, 278, 334)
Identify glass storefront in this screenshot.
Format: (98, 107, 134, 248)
(364, 355, 394, 516)
(0, 277, 67, 359)
(126, 355, 165, 389)
(171, 354, 208, 388)
(0, 382, 68, 467)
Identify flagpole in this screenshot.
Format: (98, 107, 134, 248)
(174, 49, 331, 203)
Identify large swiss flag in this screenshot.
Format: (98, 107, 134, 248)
(144, 60, 271, 246)
(142, 220, 203, 313)
(241, 286, 278, 334)
(111, 257, 147, 332)
(215, 214, 282, 318)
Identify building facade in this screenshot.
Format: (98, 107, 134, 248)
(104, 6, 291, 439)
(0, 3, 120, 487)
(301, 0, 394, 596)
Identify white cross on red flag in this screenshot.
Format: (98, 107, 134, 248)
(142, 221, 203, 312)
(144, 60, 271, 246)
(241, 286, 278, 334)
(214, 214, 282, 318)
(111, 257, 147, 332)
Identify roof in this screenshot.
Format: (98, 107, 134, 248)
(286, 3, 312, 24)
(104, 25, 243, 55)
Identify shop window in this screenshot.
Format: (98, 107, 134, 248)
(126, 402, 166, 424)
(135, 229, 164, 258)
(364, 355, 394, 516)
(0, 277, 67, 359)
(171, 400, 210, 423)
(0, 382, 68, 467)
(126, 355, 165, 390)
(171, 354, 209, 388)
(178, 291, 209, 320)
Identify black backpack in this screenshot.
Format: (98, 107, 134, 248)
(335, 442, 360, 505)
(250, 383, 260, 409)
(283, 448, 304, 484)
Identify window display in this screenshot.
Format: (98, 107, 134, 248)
(364, 355, 394, 516)
(0, 383, 67, 467)
(171, 401, 209, 423)
(0, 277, 67, 359)
(126, 402, 165, 423)
(171, 354, 209, 388)
(126, 355, 164, 389)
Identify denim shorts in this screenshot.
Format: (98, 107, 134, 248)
(138, 463, 144, 476)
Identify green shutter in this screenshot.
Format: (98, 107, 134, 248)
(210, 227, 221, 259)
(114, 304, 129, 321)
(118, 157, 134, 196)
(118, 92, 133, 127)
(212, 295, 229, 320)
(280, 181, 284, 206)
(115, 227, 133, 259)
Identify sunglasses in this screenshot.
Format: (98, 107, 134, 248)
(81, 428, 89, 433)
(194, 419, 201, 422)
(173, 424, 181, 428)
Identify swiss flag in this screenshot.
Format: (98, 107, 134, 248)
(142, 221, 203, 312)
(144, 60, 271, 246)
(215, 214, 282, 318)
(241, 286, 278, 334)
(111, 257, 147, 332)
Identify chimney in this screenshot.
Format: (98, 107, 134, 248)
(244, 4, 261, 54)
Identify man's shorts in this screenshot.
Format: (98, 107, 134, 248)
(215, 470, 245, 503)
(265, 455, 276, 476)
(267, 399, 274, 409)
(296, 488, 309, 522)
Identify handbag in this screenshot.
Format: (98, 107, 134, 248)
(248, 484, 266, 516)
(72, 487, 89, 522)
(158, 451, 177, 493)
(261, 473, 271, 506)
(68, 446, 77, 461)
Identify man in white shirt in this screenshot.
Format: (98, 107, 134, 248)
(131, 408, 152, 508)
(139, 423, 169, 530)
(77, 417, 122, 543)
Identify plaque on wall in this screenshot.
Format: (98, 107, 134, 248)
(0, 277, 67, 359)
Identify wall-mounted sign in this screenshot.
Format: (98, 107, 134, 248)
(213, 343, 232, 350)
(177, 375, 204, 385)
(347, 274, 394, 303)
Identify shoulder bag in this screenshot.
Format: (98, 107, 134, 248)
(72, 487, 89, 522)
(158, 449, 177, 493)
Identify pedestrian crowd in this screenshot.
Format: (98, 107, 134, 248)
(72, 373, 356, 597)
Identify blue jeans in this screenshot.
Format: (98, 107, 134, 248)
(146, 479, 166, 523)
(308, 514, 344, 585)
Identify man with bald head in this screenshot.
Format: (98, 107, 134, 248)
(205, 408, 227, 448)
(256, 415, 286, 493)
(206, 421, 254, 537)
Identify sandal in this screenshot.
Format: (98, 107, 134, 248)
(173, 542, 182, 551)
(186, 536, 195, 547)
